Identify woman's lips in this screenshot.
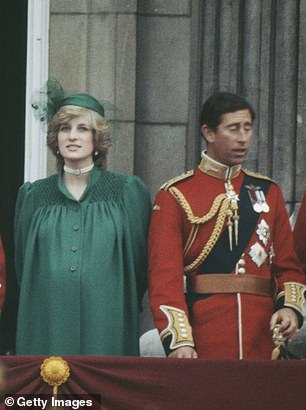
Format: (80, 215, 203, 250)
(66, 145, 81, 150)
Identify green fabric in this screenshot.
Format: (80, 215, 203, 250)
(15, 167, 151, 355)
(58, 93, 105, 117)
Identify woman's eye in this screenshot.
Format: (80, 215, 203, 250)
(60, 126, 69, 131)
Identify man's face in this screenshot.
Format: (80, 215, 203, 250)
(202, 109, 253, 167)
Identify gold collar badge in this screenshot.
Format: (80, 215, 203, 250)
(198, 152, 241, 180)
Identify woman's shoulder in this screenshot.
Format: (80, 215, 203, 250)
(19, 174, 57, 195)
(18, 174, 63, 207)
(100, 170, 148, 190)
(93, 169, 149, 201)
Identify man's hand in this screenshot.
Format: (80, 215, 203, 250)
(270, 308, 299, 341)
(168, 346, 198, 358)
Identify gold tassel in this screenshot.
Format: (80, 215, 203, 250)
(271, 346, 281, 360)
(225, 180, 239, 250)
(271, 324, 284, 360)
(233, 210, 239, 246)
(226, 209, 233, 251)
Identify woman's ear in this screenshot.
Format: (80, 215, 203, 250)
(201, 124, 215, 144)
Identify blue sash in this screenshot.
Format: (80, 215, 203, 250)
(187, 174, 271, 304)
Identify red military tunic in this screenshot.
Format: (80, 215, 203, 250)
(149, 153, 305, 359)
(0, 236, 6, 310)
(294, 189, 306, 272)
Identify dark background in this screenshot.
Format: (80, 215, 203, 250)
(0, 0, 27, 353)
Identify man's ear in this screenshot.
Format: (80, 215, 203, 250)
(201, 124, 215, 144)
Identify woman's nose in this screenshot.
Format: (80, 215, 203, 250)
(68, 129, 78, 140)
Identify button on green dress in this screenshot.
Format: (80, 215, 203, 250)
(14, 167, 151, 355)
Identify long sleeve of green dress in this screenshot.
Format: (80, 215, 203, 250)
(14, 167, 151, 355)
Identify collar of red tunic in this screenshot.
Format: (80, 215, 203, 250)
(198, 152, 241, 180)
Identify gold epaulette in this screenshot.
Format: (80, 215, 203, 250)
(160, 170, 194, 191)
(243, 168, 276, 183)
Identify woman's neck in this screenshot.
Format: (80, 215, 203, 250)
(63, 162, 94, 176)
(63, 165, 92, 200)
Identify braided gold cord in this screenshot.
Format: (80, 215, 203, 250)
(169, 187, 226, 224)
(183, 224, 199, 257)
(184, 197, 230, 273)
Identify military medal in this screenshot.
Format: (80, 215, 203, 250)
(257, 190, 270, 212)
(249, 242, 268, 267)
(256, 219, 270, 246)
(253, 202, 262, 213)
(246, 184, 270, 213)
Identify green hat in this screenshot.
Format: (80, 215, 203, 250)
(32, 79, 111, 125)
(58, 93, 105, 117)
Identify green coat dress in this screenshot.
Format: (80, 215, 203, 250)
(14, 167, 151, 355)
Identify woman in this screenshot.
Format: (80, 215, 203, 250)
(15, 91, 151, 355)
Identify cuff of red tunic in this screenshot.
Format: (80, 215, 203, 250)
(159, 305, 195, 355)
(161, 334, 195, 356)
(275, 282, 305, 328)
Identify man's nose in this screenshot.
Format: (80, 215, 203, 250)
(237, 129, 249, 142)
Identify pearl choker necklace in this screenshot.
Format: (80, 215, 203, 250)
(63, 163, 94, 176)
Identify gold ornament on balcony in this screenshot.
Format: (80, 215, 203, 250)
(40, 356, 70, 398)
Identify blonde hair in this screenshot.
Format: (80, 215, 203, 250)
(47, 105, 111, 169)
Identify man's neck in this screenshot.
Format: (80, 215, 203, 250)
(198, 151, 241, 180)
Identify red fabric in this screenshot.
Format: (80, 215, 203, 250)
(192, 294, 275, 359)
(294, 190, 306, 271)
(0, 237, 6, 310)
(1, 356, 306, 410)
(149, 168, 305, 359)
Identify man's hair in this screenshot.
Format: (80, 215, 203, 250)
(200, 92, 256, 130)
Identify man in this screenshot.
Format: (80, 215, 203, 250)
(148, 92, 305, 359)
(0, 237, 6, 312)
(294, 188, 306, 272)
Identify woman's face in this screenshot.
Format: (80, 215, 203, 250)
(57, 115, 94, 168)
